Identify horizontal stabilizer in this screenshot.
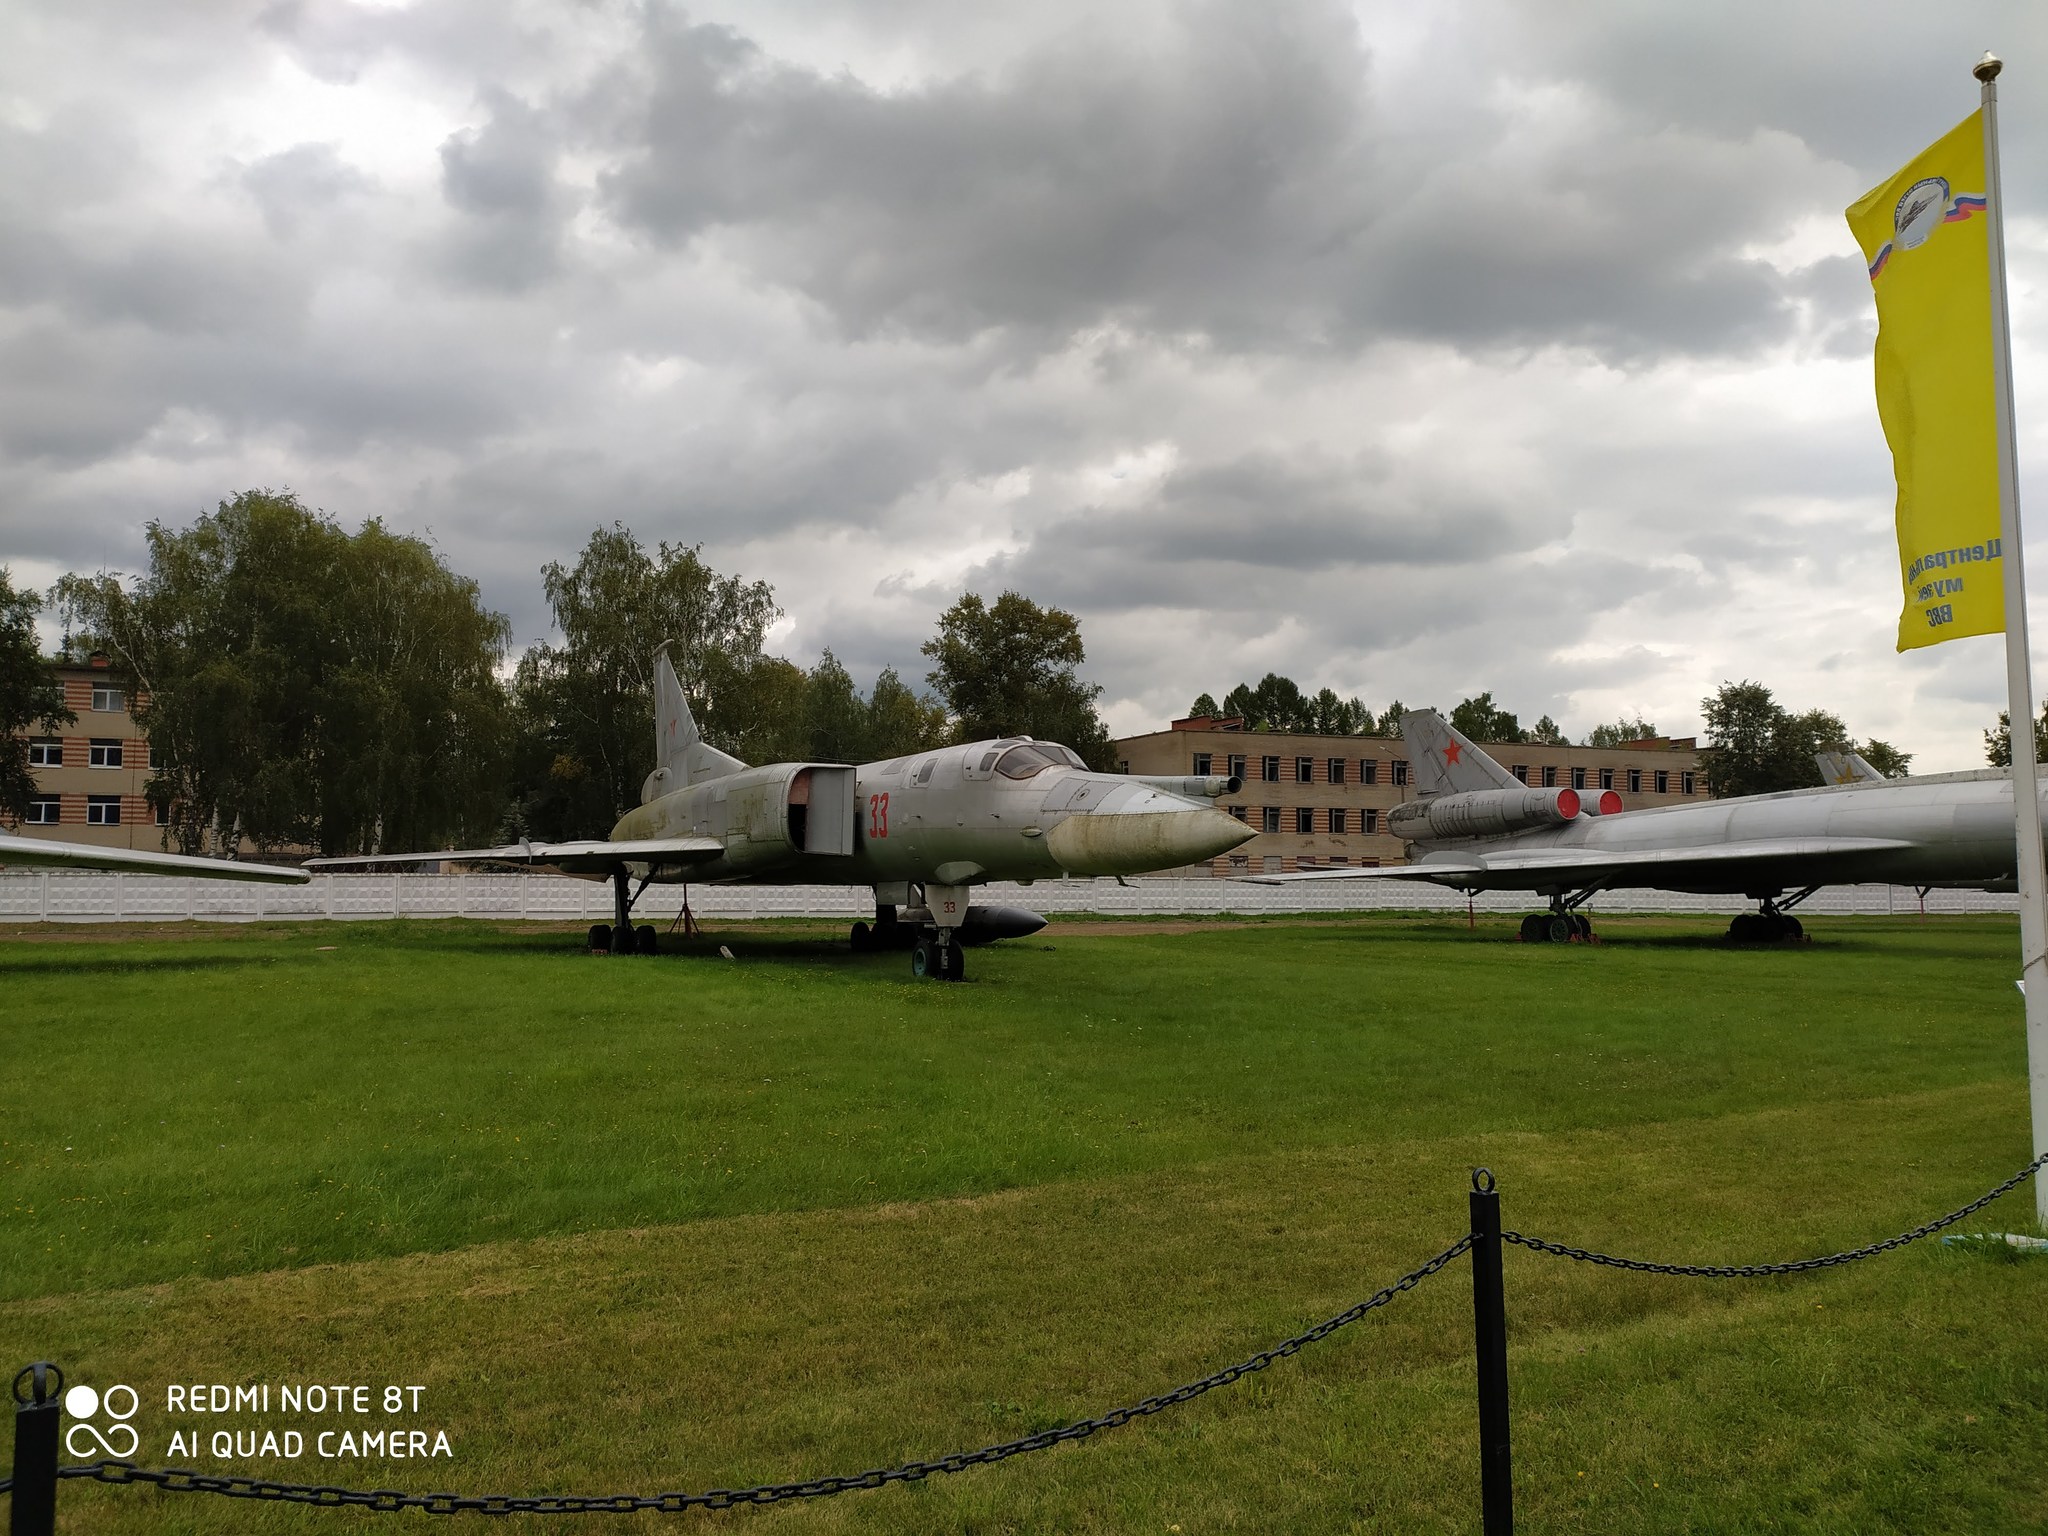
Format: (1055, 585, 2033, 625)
(0, 832, 311, 883)
(307, 835, 725, 875)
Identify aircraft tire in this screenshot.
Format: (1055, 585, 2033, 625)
(589, 923, 612, 953)
(636, 924, 658, 955)
(1782, 915, 1804, 942)
(850, 920, 871, 952)
(1570, 914, 1592, 942)
(911, 937, 940, 979)
(1545, 915, 1573, 944)
(1728, 913, 1760, 943)
(1519, 914, 1549, 943)
(943, 943, 965, 982)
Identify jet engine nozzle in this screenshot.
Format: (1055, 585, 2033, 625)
(1388, 786, 1581, 842)
(1582, 788, 1624, 816)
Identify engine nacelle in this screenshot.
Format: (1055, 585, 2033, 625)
(1128, 774, 1243, 798)
(1388, 786, 1580, 841)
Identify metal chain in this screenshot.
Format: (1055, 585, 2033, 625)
(42, 1236, 1473, 1516)
(1502, 1151, 2048, 1278)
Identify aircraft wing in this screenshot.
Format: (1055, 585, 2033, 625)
(0, 831, 311, 884)
(304, 836, 726, 876)
(1246, 836, 1917, 886)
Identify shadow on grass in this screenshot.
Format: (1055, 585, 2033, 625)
(0, 952, 292, 978)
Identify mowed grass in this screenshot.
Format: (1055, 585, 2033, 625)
(1, 912, 2044, 1533)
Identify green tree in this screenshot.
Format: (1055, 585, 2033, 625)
(922, 591, 1115, 767)
(55, 492, 511, 855)
(1449, 691, 1522, 743)
(1187, 692, 1222, 719)
(514, 526, 780, 830)
(0, 569, 73, 824)
(1221, 674, 1314, 733)
(1985, 702, 2048, 767)
(1587, 716, 1660, 747)
(863, 666, 951, 759)
(1700, 681, 1844, 798)
(1858, 739, 1914, 777)
(1527, 714, 1567, 745)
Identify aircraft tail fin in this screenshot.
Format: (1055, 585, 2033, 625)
(1816, 749, 1885, 785)
(1399, 709, 1523, 797)
(645, 644, 746, 801)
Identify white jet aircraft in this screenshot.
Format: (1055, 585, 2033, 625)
(1256, 709, 2031, 943)
(309, 646, 1254, 978)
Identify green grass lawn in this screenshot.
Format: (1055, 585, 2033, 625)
(1, 912, 2043, 1533)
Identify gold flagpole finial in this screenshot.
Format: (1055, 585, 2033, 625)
(1975, 51, 2003, 84)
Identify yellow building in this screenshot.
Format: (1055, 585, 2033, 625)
(16, 654, 163, 851)
(1115, 715, 1709, 875)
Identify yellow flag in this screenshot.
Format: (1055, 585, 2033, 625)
(1847, 111, 2001, 650)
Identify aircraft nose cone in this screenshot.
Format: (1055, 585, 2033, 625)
(1045, 804, 1255, 876)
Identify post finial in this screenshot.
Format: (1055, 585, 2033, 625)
(1976, 51, 2003, 84)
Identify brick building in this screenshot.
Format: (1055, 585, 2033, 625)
(14, 653, 163, 851)
(1115, 715, 1710, 875)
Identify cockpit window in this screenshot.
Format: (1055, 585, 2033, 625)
(995, 743, 1066, 779)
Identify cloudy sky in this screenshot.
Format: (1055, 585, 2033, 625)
(7, 1, 2048, 767)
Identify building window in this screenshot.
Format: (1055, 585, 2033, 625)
(1227, 753, 1246, 780)
(1360, 758, 1379, 785)
(1328, 807, 1347, 835)
(90, 685, 124, 713)
(1228, 804, 1249, 823)
(1295, 756, 1313, 783)
(1392, 759, 1410, 786)
(1327, 758, 1346, 784)
(1599, 768, 1614, 790)
(1511, 764, 1528, 784)
(1540, 765, 1556, 787)
(1261, 755, 1281, 782)
(1628, 768, 1642, 794)
(28, 738, 61, 767)
(1655, 770, 1670, 794)
(86, 795, 121, 825)
(1192, 751, 1213, 776)
(89, 739, 124, 769)
(26, 796, 60, 825)
(1682, 771, 1696, 795)
(1261, 806, 1282, 833)
(153, 802, 169, 827)
(1571, 767, 1587, 790)
(1295, 806, 1313, 834)
(1363, 809, 1380, 834)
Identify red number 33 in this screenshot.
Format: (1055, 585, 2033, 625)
(867, 792, 889, 839)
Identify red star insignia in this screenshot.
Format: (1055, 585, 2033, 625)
(1444, 742, 1463, 764)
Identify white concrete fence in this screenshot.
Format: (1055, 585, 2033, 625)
(0, 872, 2021, 924)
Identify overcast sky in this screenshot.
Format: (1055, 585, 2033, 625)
(7, 2, 2048, 767)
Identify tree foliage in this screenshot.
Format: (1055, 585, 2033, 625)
(1526, 714, 1567, 745)
(922, 591, 1115, 768)
(1984, 703, 2048, 769)
(1699, 680, 1851, 798)
(1199, 674, 1373, 734)
(0, 569, 73, 824)
(1858, 739, 1914, 778)
(510, 526, 780, 833)
(1186, 692, 1222, 719)
(1587, 716, 1660, 748)
(1449, 691, 1523, 744)
(54, 491, 509, 855)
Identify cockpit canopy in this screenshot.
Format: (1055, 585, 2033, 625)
(993, 741, 1086, 779)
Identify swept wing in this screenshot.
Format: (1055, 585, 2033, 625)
(1250, 836, 1915, 887)
(305, 836, 725, 877)
(0, 831, 311, 884)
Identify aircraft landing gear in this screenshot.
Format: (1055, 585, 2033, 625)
(911, 929, 965, 982)
(1519, 895, 1597, 944)
(594, 870, 658, 954)
(1727, 888, 1816, 945)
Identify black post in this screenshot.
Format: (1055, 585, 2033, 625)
(11, 1363, 63, 1536)
(1469, 1170, 1513, 1535)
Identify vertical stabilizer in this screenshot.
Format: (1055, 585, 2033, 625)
(1399, 710, 1523, 797)
(644, 644, 747, 802)
(1817, 750, 1886, 785)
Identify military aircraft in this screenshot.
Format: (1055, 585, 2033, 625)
(1255, 709, 2028, 943)
(308, 645, 1255, 978)
(0, 830, 309, 883)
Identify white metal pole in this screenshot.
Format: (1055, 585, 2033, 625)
(1978, 53, 2048, 1224)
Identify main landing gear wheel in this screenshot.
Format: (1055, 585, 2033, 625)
(635, 924, 658, 955)
(1519, 914, 1548, 943)
(589, 923, 612, 953)
(850, 920, 872, 953)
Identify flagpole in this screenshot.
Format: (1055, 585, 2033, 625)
(1977, 51, 2048, 1225)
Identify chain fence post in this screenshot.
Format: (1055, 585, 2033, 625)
(11, 1363, 63, 1536)
(1469, 1169, 1513, 1535)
